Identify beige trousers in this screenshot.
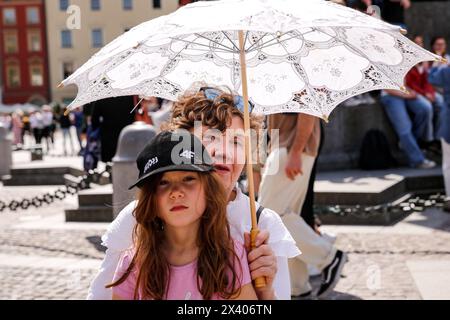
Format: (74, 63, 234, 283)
(259, 148, 336, 295)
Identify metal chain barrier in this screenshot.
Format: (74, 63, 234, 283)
(314, 192, 447, 220)
(0, 165, 112, 213)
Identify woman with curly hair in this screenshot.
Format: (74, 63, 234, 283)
(89, 86, 300, 300)
(108, 131, 257, 299)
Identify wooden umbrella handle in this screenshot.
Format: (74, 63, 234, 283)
(250, 228, 267, 288)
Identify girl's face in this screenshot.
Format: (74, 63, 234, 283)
(195, 116, 245, 197)
(156, 171, 206, 229)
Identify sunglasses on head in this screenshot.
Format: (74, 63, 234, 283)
(200, 87, 254, 114)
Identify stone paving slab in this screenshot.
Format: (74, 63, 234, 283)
(0, 229, 106, 260)
(406, 260, 450, 300)
(315, 167, 444, 206)
(316, 167, 443, 193)
(0, 253, 101, 269)
(0, 266, 98, 300)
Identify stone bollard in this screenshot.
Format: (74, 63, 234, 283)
(0, 123, 13, 177)
(112, 121, 156, 217)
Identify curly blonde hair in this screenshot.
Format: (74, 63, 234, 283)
(163, 87, 262, 132)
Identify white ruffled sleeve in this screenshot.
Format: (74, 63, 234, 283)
(227, 189, 301, 259)
(101, 200, 137, 251)
(257, 206, 301, 259)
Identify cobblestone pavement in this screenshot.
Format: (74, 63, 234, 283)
(1, 182, 450, 299)
(323, 209, 450, 300)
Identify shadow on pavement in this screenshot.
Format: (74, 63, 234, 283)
(325, 291, 363, 300)
(86, 236, 107, 253)
(404, 208, 450, 233)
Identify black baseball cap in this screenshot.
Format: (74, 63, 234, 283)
(128, 130, 215, 190)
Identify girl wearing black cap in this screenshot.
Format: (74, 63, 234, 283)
(107, 131, 257, 300)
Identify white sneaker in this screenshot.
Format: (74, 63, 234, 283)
(415, 159, 436, 169)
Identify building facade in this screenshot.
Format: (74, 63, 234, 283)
(0, 0, 50, 105)
(45, 0, 179, 105)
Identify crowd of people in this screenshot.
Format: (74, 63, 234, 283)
(0, 96, 173, 172)
(0, 105, 84, 156)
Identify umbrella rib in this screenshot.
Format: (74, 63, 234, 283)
(221, 31, 240, 52)
(167, 35, 201, 66)
(247, 31, 298, 53)
(251, 33, 301, 53)
(193, 33, 236, 52)
(170, 37, 234, 53)
(247, 29, 318, 53)
(245, 32, 270, 52)
(244, 31, 249, 51)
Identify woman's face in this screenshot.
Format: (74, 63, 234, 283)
(433, 38, 447, 55)
(414, 36, 424, 48)
(156, 171, 206, 229)
(193, 116, 246, 197)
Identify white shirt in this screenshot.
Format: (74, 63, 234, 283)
(87, 188, 300, 300)
(42, 111, 53, 127)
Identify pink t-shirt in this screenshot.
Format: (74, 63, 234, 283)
(111, 240, 251, 300)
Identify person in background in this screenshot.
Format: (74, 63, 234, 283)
(83, 115, 101, 172)
(149, 99, 174, 131)
(59, 110, 75, 156)
(134, 96, 153, 125)
(73, 107, 85, 155)
(431, 36, 450, 64)
(258, 112, 347, 299)
(407, 36, 447, 150)
(91, 96, 135, 163)
(428, 62, 450, 212)
(41, 105, 54, 153)
(11, 111, 23, 147)
(30, 111, 44, 146)
(381, 0, 411, 29)
(380, 88, 436, 169)
(21, 112, 31, 147)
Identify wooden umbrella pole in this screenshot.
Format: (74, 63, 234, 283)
(238, 30, 266, 288)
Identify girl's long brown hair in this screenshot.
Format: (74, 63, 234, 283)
(107, 171, 242, 300)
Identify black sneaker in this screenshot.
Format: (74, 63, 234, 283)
(444, 198, 450, 213)
(317, 250, 347, 298)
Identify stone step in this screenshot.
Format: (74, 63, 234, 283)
(3, 174, 67, 186)
(315, 167, 444, 206)
(77, 185, 113, 207)
(63, 174, 82, 187)
(10, 166, 71, 175)
(3, 166, 85, 186)
(64, 172, 110, 187)
(65, 206, 114, 223)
